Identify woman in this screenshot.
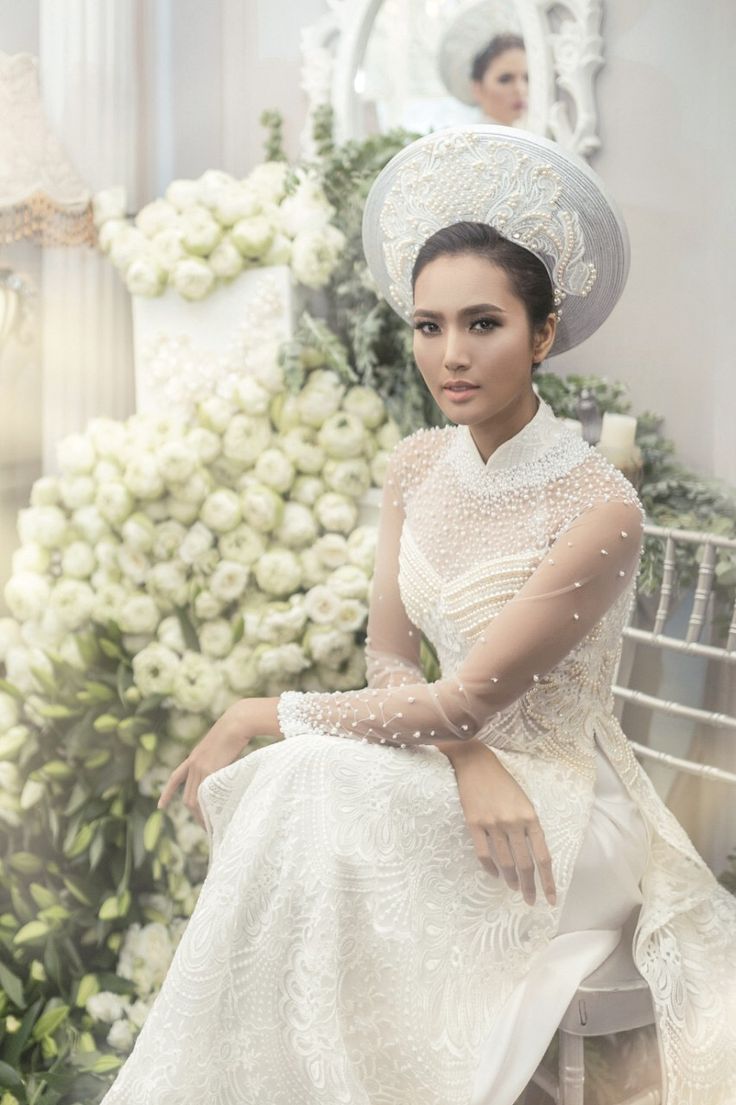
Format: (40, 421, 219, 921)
(100, 127, 736, 1105)
(469, 32, 528, 125)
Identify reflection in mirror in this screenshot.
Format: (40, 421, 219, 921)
(357, 0, 528, 138)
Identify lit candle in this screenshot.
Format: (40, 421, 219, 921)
(598, 412, 637, 452)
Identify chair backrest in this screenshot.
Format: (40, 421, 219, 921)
(612, 521, 736, 786)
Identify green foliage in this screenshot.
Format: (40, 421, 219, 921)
(259, 109, 287, 163)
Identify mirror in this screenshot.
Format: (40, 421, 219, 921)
(300, 0, 604, 161)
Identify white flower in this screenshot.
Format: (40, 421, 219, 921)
(57, 432, 96, 474)
(87, 417, 129, 458)
(157, 615, 186, 654)
(165, 178, 200, 211)
(179, 522, 214, 566)
(86, 990, 131, 1024)
(253, 548, 302, 596)
(123, 454, 164, 500)
(258, 642, 310, 679)
(132, 643, 180, 696)
(135, 198, 178, 237)
(199, 619, 233, 658)
(261, 231, 292, 266)
(239, 483, 283, 533)
(96, 481, 134, 525)
(166, 711, 209, 744)
(118, 922, 175, 996)
(370, 451, 390, 485)
(336, 598, 367, 632)
(209, 235, 243, 279)
(118, 546, 150, 586)
(212, 183, 260, 226)
(172, 651, 222, 712)
(0, 692, 20, 732)
(125, 255, 165, 297)
(193, 589, 224, 620)
(323, 457, 371, 497)
(107, 1018, 135, 1052)
(49, 579, 95, 630)
(256, 598, 307, 644)
(328, 564, 370, 600)
(223, 413, 272, 465)
(30, 476, 60, 507)
(274, 501, 318, 548)
(246, 341, 285, 395)
(18, 504, 67, 547)
(61, 541, 96, 579)
(59, 475, 95, 510)
(317, 411, 366, 459)
(304, 585, 341, 624)
(290, 475, 324, 507)
(231, 215, 274, 259)
(91, 581, 127, 623)
(180, 204, 222, 255)
(120, 512, 156, 552)
(347, 526, 377, 574)
(151, 520, 187, 561)
(4, 573, 51, 621)
(58, 636, 87, 669)
(198, 396, 236, 434)
(118, 594, 160, 635)
(222, 644, 261, 694)
(320, 648, 366, 691)
(97, 217, 128, 254)
(125, 998, 151, 1031)
(109, 226, 149, 271)
(377, 421, 402, 451)
(171, 256, 215, 300)
(150, 226, 187, 269)
(299, 547, 328, 587)
(304, 624, 354, 668)
(0, 617, 22, 661)
(197, 169, 237, 209)
(343, 385, 386, 428)
(254, 448, 294, 494)
(148, 562, 188, 606)
(232, 375, 270, 416)
(246, 161, 289, 204)
(314, 532, 349, 569)
(281, 427, 325, 473)
(218, 523, 265, 567)
(167, 471, 212, 507)
(71, 504, 109, 544)
(209, 559, 249, 603)
(200, 489, 241, 533)
(166, 496, 199, 525)
(314, 492, 358, 534)
(290, 225, 345, 288)
(5, 645, 53, 694)
(186, 427, 221, 465)
(12, 542, 50, 575)
(93, 186, 127, 227)
(277, 175, 334, 237)
(270, 392, 302, 432)
(295, 384, 342, 428)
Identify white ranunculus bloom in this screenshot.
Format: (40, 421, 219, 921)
(269, 392, 302, 433)
(0, 617, 22, 661)
(58, 635, 87, 669)
(97, 217, 128, 254)
(198, 395, 236, 434)
(72, 504, 109, 544)
(96, 481, 134, 526)
(94, 537, 120, 571)
(342, 385, 386, 429)
(118, 593, 160, 635)
(218, 523, 265, 567)
(148, 562, 188, 607)
(208, 235, 243, 279)
(223, 413, 272, 466)
(179, 521, 215, 566)
(314, 532, 349, 569)
(193, 588, 225, 621)
(253, 547, 302, 596)
(254, 447, 294, 494)
(166, 496, 200, 526)
(4, 572, 51, 621)
(186, 427, 221, 465)
(30, 476, 60, 506)
(299, 547, 328, 587)
(17, 505, 66, 548)
(314, 491, 358, 534)
(246, 340, 284, 395)
(317, 410, 366, 459)
(12, 542, 50, 575)
(370, 450, 390, 486)
(246, 161, 289, 204)
(222, 643, 261, 695)
(180, 204, 222, 256)
(239, 483, 283, 533)
(295, 384, 342, 429)
(323, 457, 371, 497)
(319, 648, 367, 691)
(377, 420, 402, 451)
(261, 231, 292, 267)
(121, 511, 156, 552)
(0, 692, 20, 732)
(336, 597, 368, 632)
(157, 615, 186, 654)
(230, 214, 274, 259)
(277, 175, 334, 237)
(328, 563, 370, 600)
(199, 619, 233, 659)
(166, 711, 209, 744)
(212, 183, 260, 227)
(125, 254, 166, 297)
(118, 921, 176, 996)
(152, 520, 187, 561)
(290, 225, 345, 289)
(303, 584, 341, 624)
(281, 428, 325, 474)
(157, 441, 196, 485)
(167, 470, 212, 507)
(209, 559, 249, 603)
(165, 178, 200, 211)
(108, 1019, 135, 1052)
(200, 488, 242, 533)
(171, 256, 215, 300)
(91, 581, 126, 623)
(109, 226, 149, 272)
(61, 541, 96, 579)
(150, 226, 187, 270)
(274, 501, 318, 548)
(57, 430, 96, 475)
(123, 455, 164, 500)
(232, 375, 270, 416)
(258, 642, 310, 680)
(304, 624, 354, 668)
(93, 186, 127, 227)
(197, 169, 237, 209)
(59, 475, 95, 510)
(172, 650, 222, 713)
(49, 579, 96, 630)
(347, 526, 377, 574)
(86, 989, 132, 1024)
(87, 417, 129, 458)
(290, 475, 325, 507)
(256, 598, 307, 644)
(132, 642, 180, 696)
(135, 198, 179, 237)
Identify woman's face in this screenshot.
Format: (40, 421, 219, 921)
(471, 47, 528, 124)
(411, 252, 555, 426)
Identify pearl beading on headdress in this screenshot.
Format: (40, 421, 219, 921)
(378, 132, 597, 324)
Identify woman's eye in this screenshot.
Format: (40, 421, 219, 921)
(413, 321, 439, 334)
(471, 318, 498, 331)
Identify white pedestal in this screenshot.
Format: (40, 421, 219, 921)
(131, 265, 303, 415)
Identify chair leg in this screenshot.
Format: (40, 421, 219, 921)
(558, 1030, 585, 1105)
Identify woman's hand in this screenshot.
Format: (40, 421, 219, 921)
(156, 700, 253, 828)
(447, 742, 557, 907)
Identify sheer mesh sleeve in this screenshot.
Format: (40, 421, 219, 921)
(277, 453, 645, 748)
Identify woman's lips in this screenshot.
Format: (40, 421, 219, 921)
(443, 385, 479, 401)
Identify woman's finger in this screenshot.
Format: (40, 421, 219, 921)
(157, 761, 188, 810)
(506, 828, 537, 905)
(526, 823, 557, 905)
(485, 826, 519, 893)
(469, 823, 499, 877)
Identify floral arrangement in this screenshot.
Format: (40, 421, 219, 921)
(93, 160, 346, 301)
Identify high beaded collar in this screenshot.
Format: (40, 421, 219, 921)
(456, 393, 569, 473)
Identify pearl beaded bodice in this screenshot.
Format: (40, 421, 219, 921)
(277, 395, 646, 777)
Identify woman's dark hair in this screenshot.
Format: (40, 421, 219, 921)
(411, 221, 555, 371)
(471, 33, 525, 83)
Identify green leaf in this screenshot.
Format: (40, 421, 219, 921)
(13, 920, 50, 945)
(31, 1003, 70, 1041)
(0, 1058, 24, 1090)
(0, 961, 24, 1008)
(174, 605, 200, 652)
(0, 679, 23, 701)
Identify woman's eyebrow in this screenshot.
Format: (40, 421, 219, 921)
(412, 303, 507, 320)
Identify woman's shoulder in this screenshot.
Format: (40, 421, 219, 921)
(388, 424, 454, 494)
(553, 444, 646, 529)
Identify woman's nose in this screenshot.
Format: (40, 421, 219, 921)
(443, 330, 470, 368)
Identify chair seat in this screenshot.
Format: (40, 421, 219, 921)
(559, 911, 656, 1036)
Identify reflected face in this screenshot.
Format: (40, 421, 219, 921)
(412, 253, 555, 427)
(471, 47, 528, 124)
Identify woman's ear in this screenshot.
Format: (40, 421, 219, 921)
(532, 312, 557, 362)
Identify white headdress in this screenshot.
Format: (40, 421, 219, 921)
(361, 124, 630, 356)
(438, 0, 522, 106)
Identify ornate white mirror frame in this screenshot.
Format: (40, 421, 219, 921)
(300, 0, 605, 161)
